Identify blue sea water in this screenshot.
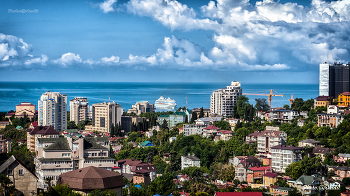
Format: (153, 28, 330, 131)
(0, 82, 318, 112)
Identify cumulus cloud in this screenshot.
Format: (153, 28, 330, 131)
(24, 54, 48, 66)
(0, 33, 32, 62)
(52, 53, 83, 67)
(101, 55, 120, 64)
(99, 0, 117, 13)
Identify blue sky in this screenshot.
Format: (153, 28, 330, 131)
(0, 0, 349, 83)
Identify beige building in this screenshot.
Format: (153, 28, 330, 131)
(0, 133, 11, 154)
(127, 101, 155, 115)
(257, 130, 287, 153)
(34, 136, 114, 189)
(38, 91, 67, 131)
(0, 155, 38, 196)
(85, 102, 121, 133)
(69, 97, 89, 124)
(5, 102, 37, 121)
(27, 126, 59, 152)
(210, 81, 242, 117)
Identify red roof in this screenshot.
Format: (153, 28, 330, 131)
(28, 126, 58, 135)
(341, 92, 350, 96)
(248, 166, 271, 171)
(204, 125, 220, 130)
(30, 121, 38, 127)
(263, 172, 278, 178)
(112, 166, 121, 169)
(215, 192, 263, 196)
(179, 127, 183, 130)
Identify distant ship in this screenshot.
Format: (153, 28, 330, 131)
(155, 96, 176, 110)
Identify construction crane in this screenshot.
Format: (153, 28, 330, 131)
(243, 89, 284, 110)
(289, 95, 294, 107)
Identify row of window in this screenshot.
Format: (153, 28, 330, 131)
(42, 161, 72, 165)
(43, 168, 73, 173)
(84, 160, 113, 164)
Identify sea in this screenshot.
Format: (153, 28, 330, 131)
(0, 82, 319, 112)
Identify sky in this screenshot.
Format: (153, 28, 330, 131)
(0, 0, 349, 83)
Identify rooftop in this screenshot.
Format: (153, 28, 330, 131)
(271, 145, 301, 151)
(44, 137, 70, 151)
(29, 126, 59, 136)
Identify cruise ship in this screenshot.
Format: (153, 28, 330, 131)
(155, 96, 176, 110)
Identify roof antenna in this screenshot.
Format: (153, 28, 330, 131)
(186, 95, 188, 109)
(109, 94, 110, 103)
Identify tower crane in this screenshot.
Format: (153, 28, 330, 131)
(289, 95, 294, 107)
(243, 89, 284, 110)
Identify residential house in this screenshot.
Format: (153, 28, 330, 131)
(317, 113, 343, 128)
(328, 166, 350, 180)
(181, 155, 200, 170)
(247, 166, 272, 184)
(0, 133, 11, 153)
(217, 130, 233, 141)
(182, 124, 206, 136)
(191, 108, 210, 118)
(234, 156, 262, 182)
(115, 159, 156, 181)
(288, 175, 320, 195)
(133, 169, 151, 185)
(334, 153, 350, 163)
(158, 111, 186, 128)
(338, 92, 350, 107)
(0, 155, 38, 196)
(0, 121, 10, 129)
(269, 109, 306, 123)
(195, 117, 222, 126)
(35, 136, 114, 189)
(271, 145, 302, 173)
(203, 125, 221, 137)
(246, 132, 260, 144)
(315, 96, 333, 108)
(225, 118, 242, 131)
(263, 172, 279, 187)
(29, 121, 38, 130)
(27, 126, 59, 152)
(298, 139, 321, 147)
(229, 156, 247, 167)
(270, 187, 294, 196)
(257, 130, 287, 153)
(313, 146, 331, 161)
(59, 166, 124, 196)
(327, 105, 339, 114)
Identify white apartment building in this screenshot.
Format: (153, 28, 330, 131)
(270, 145, 301, 173)
(182, 124, 207, 136)
(35, 136, 113, 189)
(38, 92, 67, 131)
(257, 130, 287, 153)
(210, 81, 242, 117)
(69, 97, 89, 124)
(127, 101, 155, 115)
(181, 155, 200, 170)
(85, 102, 121, 133)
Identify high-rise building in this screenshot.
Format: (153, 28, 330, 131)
(69, 97, 89, 124)
(85, 102, 121, 133)
(127, 101, 155, 115)
(210, 81, 242, 117)
(319, 62, 350, 97)
(38, 92, 67, 131)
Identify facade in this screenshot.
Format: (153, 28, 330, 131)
(269, 109, 306, 123)
(298, 139, 320, 147)
(256, 130, 287, 153)
(328, 166, 350, 180)
(319, 62, 350, 97)
(317, 113, 343, 128)
(85, 102, 121, 133)
(234, 156, 262, 182)
(0, 155, 38, 196)
(315, 96, 333, 107)
(263, 172, 279, 187)
(288, 175, 320, 195)
(38, 91, 67, 131)
(181, 155, 200, 170)
(0, 133, 11, 153)
(195, 117, 222, 126)
(115, 159, 156, 181)
(69, 97, 89, 124)
(158, 111, 186, 128)
(133, 169, 151, 185)
(0, 121, 10, 129)
(59, 166, 124, 196)
(338, 92, 350, 107)
(121, 116, 145, 133)
(34, 136, 114, 189)
(127, 101, 155, 115)
(246, 166, 272, 184)
(27, 126, 59, 152)
(334, 153, 350, 163)
(313, 146, 331, 161)
(5, 102, 37, 121)
(210, 81, 242, 117)
(271, 145, 302, 173)
(182, 124, 206, 136)
(270, 187, 294, 196)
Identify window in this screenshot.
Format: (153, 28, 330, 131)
(8, 169, 13, 175)
(18, 169, 24, 176)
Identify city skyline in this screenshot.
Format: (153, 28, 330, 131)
(1, 0, 349, 83)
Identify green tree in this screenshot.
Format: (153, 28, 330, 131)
(148, 172, 176, 195)
(199, 107, 204, 118)
(161, 119, 168, 130)
(237, 96, 250, 119)
(214, 118, 231, 130)
(67, 121, 78, 129)
(283, 104, 290, 110)
(255, 98, 269, 111)
(190, 112, 198, 123)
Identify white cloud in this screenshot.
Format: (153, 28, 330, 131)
(0, 33, 32, 62)
(24, 54, 48, 66)
(99, 0, 117, 13)
(52, 53, 83, 67)
(101, 55, 120, 64)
